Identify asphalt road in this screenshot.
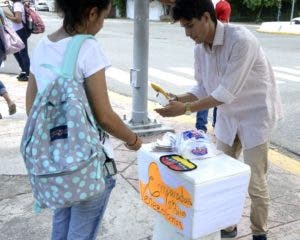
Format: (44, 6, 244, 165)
(2, 12, 299, 155)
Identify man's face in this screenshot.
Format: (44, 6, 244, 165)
(180, 13, 211, 44)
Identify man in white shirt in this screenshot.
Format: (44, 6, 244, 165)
(155, 0, 283, 239)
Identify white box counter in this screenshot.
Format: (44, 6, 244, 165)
(137, 144, 250, 239)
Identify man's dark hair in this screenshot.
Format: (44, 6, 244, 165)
(172, 0, 217, 25)
(55, 0, 111, 34)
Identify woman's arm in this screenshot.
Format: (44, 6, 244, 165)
(5, 10, 22, 23)
(85, 69, 142, 150)
(25, 73, 37, 115)
(0, 8, 5, 25)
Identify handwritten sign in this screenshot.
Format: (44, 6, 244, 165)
(140, 162, 193, 230)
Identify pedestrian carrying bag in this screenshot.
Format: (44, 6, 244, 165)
(20, 35, 106, 211)
(23, 6, 45, 34)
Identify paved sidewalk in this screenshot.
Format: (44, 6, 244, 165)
(0, 73, 300, 240)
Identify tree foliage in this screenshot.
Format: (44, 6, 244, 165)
(240, 0, 278, 19)
(112, 0, 126, 17)
(241, 0, 297, 11)
(242, 0, 279, 10)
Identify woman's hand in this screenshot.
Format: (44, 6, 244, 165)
(124, 134, 143, 151)
(167, 92, 178, 102)
(5, 11, 22, 23)
(3, 10, 13, 19)
(154, 101, 186, 117)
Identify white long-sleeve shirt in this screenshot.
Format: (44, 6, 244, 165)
(189, 21, 283, 149)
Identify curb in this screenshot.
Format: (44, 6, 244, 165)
(257, 21, 300, 35)
(269, 149, 300, 176)
(257, 29, 300, 36)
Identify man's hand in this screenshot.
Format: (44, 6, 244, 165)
(154, 101, 186, 117)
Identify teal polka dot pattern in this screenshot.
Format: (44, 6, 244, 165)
(53, 149, 60, 156)
(76, 151, 83, 158)
(58, 117, 66, 124)
(51, 186, 58, 192)
(42, 161, 49, 167)
(79, 132, 85, 139)
(64, 192, 72, 199)
(81, 168, 87, 174)
(45, 191, 51, 199)
(80, 193, 87, 200)
(72, 177, 80, 184)
(41, 133, 47, 140)
(49, 167, 57, 172)
(68, 121, 75, 128)
(70, 166, 78, 171)
(20, 35, 107, 210)
(51, 89, 58, 97)
(69, 109, 76, 117)
(40, 178, 47, 183)
(32, 148, 37, 156)
(66, 156, 74, 164)
(90, 171, 96, 179)
(79, 181, 86, 188)
(67, 88, 73, 94)
(55, 177, 63, 184)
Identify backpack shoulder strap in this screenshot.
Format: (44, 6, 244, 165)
(40, 35, 95, 79)
(61, 34, 95, 78)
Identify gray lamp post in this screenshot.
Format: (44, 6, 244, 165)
(277, 0, 282, 21)
(125, 0, 174, 135)
(290, 0, 296, 23)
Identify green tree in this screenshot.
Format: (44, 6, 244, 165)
(230, 0, 300, 21)
(112, 0, 126, 17)
(243, 0, 278, 19)
(243, 0, 278, 10)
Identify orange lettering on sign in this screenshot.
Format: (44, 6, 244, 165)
(140, 162, 193, 230)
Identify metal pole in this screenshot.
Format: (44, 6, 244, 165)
(125, 0, 174, 135)
(277, 0, 282, 22)
(130, 0, 150, 125)
(290, 0, 296, 23)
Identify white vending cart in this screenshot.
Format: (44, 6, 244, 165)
(137, 144, 251, 240)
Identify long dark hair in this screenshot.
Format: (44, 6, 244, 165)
(172, 0, 217, 26)
(55, 0, 111, 34)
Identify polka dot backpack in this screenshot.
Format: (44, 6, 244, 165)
(20, 35, 106, 212)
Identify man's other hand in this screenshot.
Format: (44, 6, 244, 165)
(154, 101, 186, 117)
(168, 93, 178, 102)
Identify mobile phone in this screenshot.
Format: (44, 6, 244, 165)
(104, 157, 117, 176)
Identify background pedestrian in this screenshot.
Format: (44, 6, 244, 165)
(215, 0, 231, 23)
(4, 0, 30, 81)
(0, 5, 16, 118)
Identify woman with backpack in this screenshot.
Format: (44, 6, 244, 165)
(4, 0, 30, 81)
(24, 0, 142, 239)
